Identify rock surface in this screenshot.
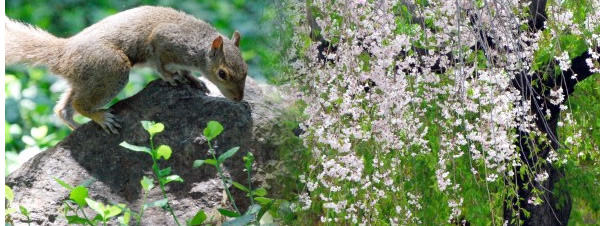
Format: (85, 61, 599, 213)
(6, 77, 286, 225)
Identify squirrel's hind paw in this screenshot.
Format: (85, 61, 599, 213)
(100, 111, 122, 134)
(163, 77, 178, 86)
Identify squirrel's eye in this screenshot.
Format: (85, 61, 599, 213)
(218, 70, 227, 80)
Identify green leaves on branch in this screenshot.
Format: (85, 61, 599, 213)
(54, 178, 90, 208)
(194, 147, 240, 168)
(54, 178, 127, 225)
(133, 121, 182, 225)
(194, 120, 281, 225)
(120, 122, 172, 161)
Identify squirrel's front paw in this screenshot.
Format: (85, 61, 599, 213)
(195, 80, 210, 94)
(178, 71, 210, 94)
(185, 77, 210, 94)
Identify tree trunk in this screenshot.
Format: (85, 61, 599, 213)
(505, 46, 596, 226)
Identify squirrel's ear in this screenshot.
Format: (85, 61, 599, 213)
(232, 31, 241, 48)
(211, 36, 224, 50)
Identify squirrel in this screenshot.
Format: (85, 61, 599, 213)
(5, 6, 248, 134)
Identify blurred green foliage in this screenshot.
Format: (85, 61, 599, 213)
(558, 73, 600, 224)
(5, 0, 280, 175)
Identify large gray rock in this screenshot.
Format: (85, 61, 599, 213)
(6, 77, 287, 225)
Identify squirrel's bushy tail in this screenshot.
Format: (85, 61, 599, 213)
(5, 18, 66, 69)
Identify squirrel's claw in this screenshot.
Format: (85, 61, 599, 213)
(178, 70, 210, 94)
(101, 112, 121, 134)
(195, 80, 210, 94)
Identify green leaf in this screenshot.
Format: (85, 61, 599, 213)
(203, 159, 217, 166)
(559, 34, 588, 58)
(120, 142, 151, 154)
(158, 167, 172, 177)
(85, 198, 105, 218)
(193, 160, 205, 168)
(277, 201, 294, 222)
(149, 123, 165, 135)
(254, 197, 273, 205)
(118, 210, 131, 226)
(252, 188, 267, 197)
(245, 204, 261, 216)
(161, 175, 184, 185)
(156, 145, 172, 160)
(66, 215, 90, 224)
(141, 121, 152, 131)
(142, 121, 164, 136)
(243, 152, 254, 170)
(92, 214, 104, 223)
(141, 176, 155, 192)
(19, 205, 29, 217)
(70, 186, 89, 207)
(223, 214, 254, 226)
(5, 185, 14, 203)
(105, 204, 125, 219)
(218, 208, 241, 218)
(5, 208, 17, 216)
(189, 210, 207, 225)
(203, 121, 224, 141)
(257, 199, 275, 222)
(144, 198, 168, 210)
(54, 178, 75, 190)
(218, 147, 240, 164)
(231, 181, 250, 192)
